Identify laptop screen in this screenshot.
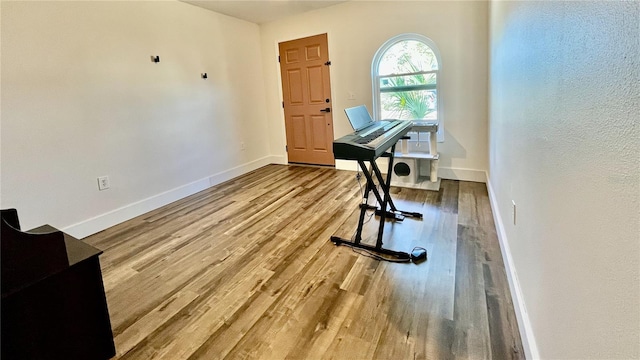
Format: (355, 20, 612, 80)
(344, 105, 374, 132)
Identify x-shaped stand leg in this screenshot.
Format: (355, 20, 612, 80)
(330, 144, 423, 260)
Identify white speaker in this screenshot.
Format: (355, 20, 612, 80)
(391, 158, 419, 185)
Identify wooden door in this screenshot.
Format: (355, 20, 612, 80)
(279, 34, 335, 166)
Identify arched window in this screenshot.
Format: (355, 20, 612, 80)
(372, 34, 443, 141)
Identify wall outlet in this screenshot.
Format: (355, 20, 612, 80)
(97, 176, 110, 191)
(240, 141, 246, 151)
(511, 200, 517, 225)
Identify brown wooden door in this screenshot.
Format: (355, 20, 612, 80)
(279, 34, 335, 166)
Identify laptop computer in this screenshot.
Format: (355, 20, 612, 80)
(344, 105, 398, 136)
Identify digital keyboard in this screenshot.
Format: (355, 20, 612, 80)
(333, 120, 412, 161)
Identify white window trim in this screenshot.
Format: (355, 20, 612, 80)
(371, 33, 444, 142)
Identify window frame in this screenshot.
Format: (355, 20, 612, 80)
(371, 33, 443, 141)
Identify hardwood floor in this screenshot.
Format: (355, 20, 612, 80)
(85, 164, 524, 360)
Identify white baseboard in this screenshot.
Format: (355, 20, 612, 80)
(335, 159, 486, 183)
(268, 154, 288, 165)
(63, 156, 274, 239)
(438, 167, 487, 183)
(486, 175, 539, 360)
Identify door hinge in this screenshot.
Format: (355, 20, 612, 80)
(282, 101, 284, 108)
(285, 145, 288, 152)
(324, 60, 331, 66)
(278, 56, 281, 63)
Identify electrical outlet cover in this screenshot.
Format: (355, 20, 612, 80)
(98, 176, 110, 191)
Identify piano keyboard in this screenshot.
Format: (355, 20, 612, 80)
(333, 120, 412, 161)
(354, 128, 387, 144)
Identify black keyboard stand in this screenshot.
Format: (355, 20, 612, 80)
(330, 144, 423, 261)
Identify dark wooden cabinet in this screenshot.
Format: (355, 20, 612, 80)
(2, 210, 116, 360)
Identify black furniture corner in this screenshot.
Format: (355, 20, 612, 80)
(1, 209, 116, 360)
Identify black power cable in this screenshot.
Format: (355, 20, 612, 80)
(350, 246, 427, 264)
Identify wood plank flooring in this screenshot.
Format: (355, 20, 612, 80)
(85, 164, 524, 360)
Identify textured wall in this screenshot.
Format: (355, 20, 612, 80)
(1, 1, 269, 235)
(489, 1, 639, 358)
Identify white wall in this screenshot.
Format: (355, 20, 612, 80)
(489, 1, 639, 359)
(259, 1, 489, 181)
(1, 1, 270, 237)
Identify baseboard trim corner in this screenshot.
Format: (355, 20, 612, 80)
(267, 154, 288, 165)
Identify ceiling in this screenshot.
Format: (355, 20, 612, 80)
(181, 1, 347, 25)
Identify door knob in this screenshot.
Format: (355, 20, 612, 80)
(320, 108, 331, 113)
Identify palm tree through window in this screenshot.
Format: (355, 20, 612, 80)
(372, 34, 442, 140)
